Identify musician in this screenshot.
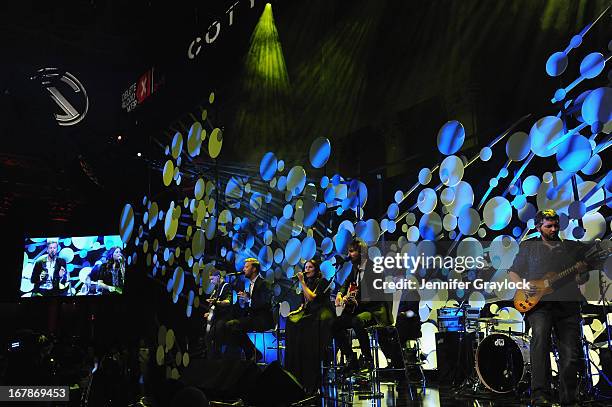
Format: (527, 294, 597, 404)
(221, 258, 273, 361)
(332, 239, 391, 371)
(31, 240, 69, 296)
(203, 270, 232, 359)
(90, 247, 125, 294)
(509, 209, 589, 406)
(285, 259, 334, 393)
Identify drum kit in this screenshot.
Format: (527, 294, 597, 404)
(438, 305, 611, 397)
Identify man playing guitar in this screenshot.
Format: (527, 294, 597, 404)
(509, 209, 589, 406)
(203, 270, 232, 358)
(333, 239, 390, 371)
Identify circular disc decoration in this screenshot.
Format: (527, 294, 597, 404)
(529, 116, 564, 157)
(439, 155, 464, 187)
(335, 228, 352, 254)
(582, 87, 612, 126)
(506, 131, 530, 161)
(302, 198, 318, 227)
(120, 204, 135, 244)
(191, 229, 206, 260)
(164, 202, 180, 241)
(309, 137, 331, 168)
(580, 52, 605, 79)
(355, 219, 381, 246)
(418, 212, 442, 240)
(258, 246, 273, 271)
(208, 128, 223, 158)
(437, 120, 465, 155)
(300, 236, 316, 261)
(556, 134, 592, 172)
(581, 154, 602, 176)
(546, 51, 568, 77)
(187, 122, 203, 157)
(483, 197, 512, 231)
(163, 160, 174, 187)
(275, 217, 293, 242)
(260, 152, 277, 181)
(285, 238, 301, 266)
(458, 207, 481, 235)
(287, 166, 307, 195)
(321, 237, 333, 254)
(522, 175, 540, 196)
(417, 188, 437, 214)
(446, 181, 474, 216)
(171, 132, 183, 159)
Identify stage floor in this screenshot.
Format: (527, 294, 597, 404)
(208, 383, 612, 407)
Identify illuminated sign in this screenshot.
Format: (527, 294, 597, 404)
(30, 68, 89, 126)
(187, 0, 257, 60)
(121, 67, 164, 112)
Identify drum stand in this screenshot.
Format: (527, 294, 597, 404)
(452, 313, 485, 396)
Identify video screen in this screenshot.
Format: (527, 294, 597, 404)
(21, 236, 126, 297)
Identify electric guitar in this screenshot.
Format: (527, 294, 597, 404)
(514, 241, 611, 313)
(335, 282, 358, 316)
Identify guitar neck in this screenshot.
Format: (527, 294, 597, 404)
(548, 262, 581, 284)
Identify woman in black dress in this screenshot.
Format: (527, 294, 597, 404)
(284, 259, 334, 394)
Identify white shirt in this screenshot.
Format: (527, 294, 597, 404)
(40, 256, 56, 289)
(248, 274, 260, 306)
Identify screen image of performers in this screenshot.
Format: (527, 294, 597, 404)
(203, 270, 232, 359)
(30, 239, 69, 296)
(220, 258, 273, 361)
(509, 209, 589, 406)
(332, 239, 391, 372)
(285, 259, 335, 394)
(89, 247, 125, 295)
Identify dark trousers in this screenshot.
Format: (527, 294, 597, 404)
(527, 305, 582, 404)
(332, 310, 376, 361)
(205, 318, 228, 359)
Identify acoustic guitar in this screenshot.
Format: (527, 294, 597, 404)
(513, 241, 610, 313)
(335, 282, 359, 316)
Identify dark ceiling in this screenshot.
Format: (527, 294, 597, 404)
(0, 0, 610, 230)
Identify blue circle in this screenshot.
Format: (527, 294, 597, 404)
(318, 203, 327, 215)
(309, 137, 331, 168)
(554, 89, 567, 101)
(321, 176, 329, 188)
(570, 34, 582, 48)
(556, 134, 592, 172)
(394, 190, 403, 203)
(572, 227, 585, 239)
(489, 178, 498, 187)
(418, 168, 431, 185)
(259, 152, 278, 181)
(522, 176, 540, 196)
(301, 236, 316, 260)
(512, 227, 522, 237)
(387, 203, 400, 220)
(277, 176, 287, 191)
(321, 237, 333, 254)
(580, 52, 605, 79)
(499, 168, 509, 178)
(582, 87, 612, 125)
(480, 147, 492, 161)
(283, 204, 293, 219)
(437, 121, 465, 155)
(546, 51, 568, 77)
(512, 195, 527, 209)
(568, 201, 586, 219)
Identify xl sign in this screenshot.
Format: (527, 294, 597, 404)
(187, 0, 257, 60)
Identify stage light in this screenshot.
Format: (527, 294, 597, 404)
(137, 152, 142, 157)
(117, 135, 122, 141)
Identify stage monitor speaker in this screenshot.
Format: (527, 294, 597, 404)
(180, 358, 260, 401)
(435, 331, 478, 385)
(246, 361, 306, 406)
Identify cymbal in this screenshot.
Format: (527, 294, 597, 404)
(581, 313, 600, 319)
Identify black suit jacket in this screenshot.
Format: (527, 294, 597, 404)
(247, 275, 274, 330)
(339, 260, 392, 325)
(31, 256, 68, 294)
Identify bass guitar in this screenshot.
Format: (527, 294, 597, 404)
(514, 241, 611, 313)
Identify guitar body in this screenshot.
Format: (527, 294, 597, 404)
(513, 274, 555, 313)
(335, 282, 358, 317)
(206, 305, 216, 334)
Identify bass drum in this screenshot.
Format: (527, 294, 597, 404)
(475, 333, 530, 393)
